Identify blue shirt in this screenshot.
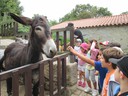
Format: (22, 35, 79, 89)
(95, 61, 108, 90)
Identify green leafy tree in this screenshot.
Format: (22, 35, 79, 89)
(0, 0, 23, 22)
(121, 11, 128, 14)
(59, 4, 112, 22)
(0, 0, 24, 35)
(49, 20, 58, 26)
(18, 24, 30, 33)
(0, 0, 23, 15)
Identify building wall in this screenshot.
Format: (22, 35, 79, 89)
(52, 25, 128, 53)
(80, 25, 128, 53)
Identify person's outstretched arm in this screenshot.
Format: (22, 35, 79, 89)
(68, 46, 95, 66)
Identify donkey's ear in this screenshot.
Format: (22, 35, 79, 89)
(9, 13, 32, 25)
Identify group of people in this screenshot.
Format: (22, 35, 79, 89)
(67, 29, 128, 96)
(73, 38, 102, 96)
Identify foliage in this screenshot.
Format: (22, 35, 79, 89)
(0, 0, 23, 24)
(84, 38, 89, 43)
(0, 0, 23, 15)
(59, 4, 112, 22)
(49, 20, 58, 26)
(121, 11, 128, 14)
(52, 32, 70, 45)
(18, 24, 30, 33)
(52, 32, 56, 40)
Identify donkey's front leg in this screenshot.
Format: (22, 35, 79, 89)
(32, 81, 39, 96)
(32, 70, 39, 96)
(6, 78, 12, 96)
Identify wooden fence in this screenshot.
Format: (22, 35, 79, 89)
(0, 23, 75, 96)
(0, 52, 69, 96)
(0, 13, 18, 36)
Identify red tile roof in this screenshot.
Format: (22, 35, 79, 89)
(51, 14, 128, 30)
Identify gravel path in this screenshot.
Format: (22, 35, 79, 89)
(0, 39, 15, 46)
(0, 39, 15, 59)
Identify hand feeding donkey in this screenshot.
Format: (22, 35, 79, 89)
(0, 13, 57, 96)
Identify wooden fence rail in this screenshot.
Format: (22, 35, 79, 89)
(0, 52, 69, 96)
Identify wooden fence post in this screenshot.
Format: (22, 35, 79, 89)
(67, 23, 75, 63)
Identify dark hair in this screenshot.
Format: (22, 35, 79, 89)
(74, 29, 84, 43)
(88, 40, 93, 44)
(68, 23, 74, 27)
(112, 64, 117, 69)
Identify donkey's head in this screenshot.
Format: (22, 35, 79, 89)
(10, 13, 57, 58)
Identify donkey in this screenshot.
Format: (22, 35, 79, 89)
(0, 13, 57, 96)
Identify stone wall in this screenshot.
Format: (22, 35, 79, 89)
(58, 25, 128, 53)
(79, 25, 128, 53)
(65, 62, 78, 96)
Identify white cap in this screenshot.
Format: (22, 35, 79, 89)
(76, 39, 82, 43)
(113, 47, 124, 54)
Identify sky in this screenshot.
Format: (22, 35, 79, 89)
(19, 0, 128, 21)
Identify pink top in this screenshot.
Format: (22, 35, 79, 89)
(90, 48, 99, 60)
(90, 42, 99, 60)
(78, 50, 86, 66)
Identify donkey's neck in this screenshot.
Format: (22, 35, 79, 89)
(27, 40, 43, 64)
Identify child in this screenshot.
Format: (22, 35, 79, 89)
(85, 40, 99, 96)
(74, 39, 82, 62)
(106, 47, 124, 96)
(68, 46, 123, 96)
(109, 55, 128, 96)
(100, 47, 123, 96)
(68, 45, 108, 95)
(77, 43, 89, 88)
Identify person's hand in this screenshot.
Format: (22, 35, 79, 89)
(67, 46, 78, 55)
(67, 46, 76, 53)
(67, 46, 73, 52)
(94, 70, 99, 76)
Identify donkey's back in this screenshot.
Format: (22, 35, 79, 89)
(0, 42, 28, 70)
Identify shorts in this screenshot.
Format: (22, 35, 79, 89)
(85, 68, 96, 83)
(78, 64, 85, 72)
